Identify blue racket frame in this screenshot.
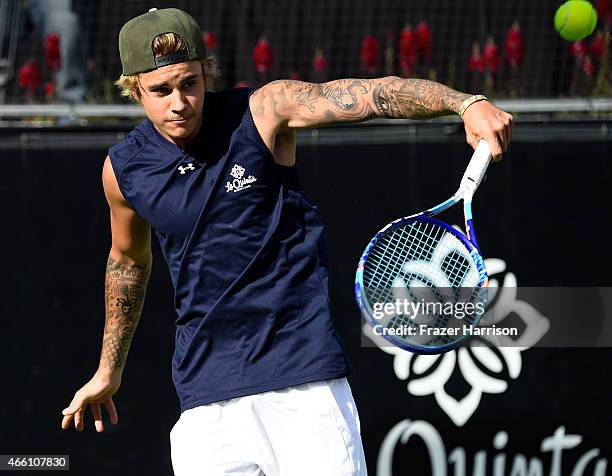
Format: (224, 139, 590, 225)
(355, 140, 492, 354)
(355, 191, 489, 354)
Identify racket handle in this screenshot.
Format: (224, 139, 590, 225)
(460, 139, 492, 195)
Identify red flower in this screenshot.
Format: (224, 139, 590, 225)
(313, 49, 327, 72)
(399, 25, 417, 75)
(415, 21, 432, 63)
(361, 35, 379, 73)
(468, 43, 484, 72)
(483, 37, 500, 72)
(45, 33, 61, 71)
(18, 61, 41, 90)
(504, 21, 525, 67)
(582, 56, 595, 77)
(570, 40, 588, 58)
(590, 31, 606, 58)
(203, 31, 217, 51)
(253, 36, 273, 73)
(44, 81, 56, 98)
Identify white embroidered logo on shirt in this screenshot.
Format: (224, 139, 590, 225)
(230, 164, 245, 179)
(226, 163, 257, 192)
(178, 163, 196, 175)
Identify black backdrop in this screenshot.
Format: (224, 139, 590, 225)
(1, 129, 611, 475)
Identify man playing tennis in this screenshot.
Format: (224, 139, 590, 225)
(60, 8, 512, 476)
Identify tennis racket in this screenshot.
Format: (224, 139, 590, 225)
(355, 139, 492, 354)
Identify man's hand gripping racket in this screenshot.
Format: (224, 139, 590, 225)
(355, 140, 492, 354)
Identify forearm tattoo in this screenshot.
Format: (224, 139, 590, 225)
(101, 256, 150, 371)
(251, 77, 471, 127)
(371, 78, 471, 119)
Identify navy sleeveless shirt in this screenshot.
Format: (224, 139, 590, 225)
(108, 87, 350, 411)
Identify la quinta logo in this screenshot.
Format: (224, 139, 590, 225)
(226, 163, 257, 193)
(377, 421, 608, 476)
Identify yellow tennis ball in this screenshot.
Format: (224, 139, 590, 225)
(554, 0, 598, 41)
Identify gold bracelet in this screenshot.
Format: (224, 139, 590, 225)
(459, 95, 488, 118)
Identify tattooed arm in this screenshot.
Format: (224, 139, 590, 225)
(250, 77, 513, 160)
(100, 155, 152, 374)
(101, 256, 150, 371)
(61, 156, 151, 433)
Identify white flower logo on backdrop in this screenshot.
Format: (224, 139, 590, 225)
(362, 257, 550, 427)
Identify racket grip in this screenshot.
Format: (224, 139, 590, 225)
(461, 139, 492, 192)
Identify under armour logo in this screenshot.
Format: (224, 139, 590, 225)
(178, 163, 195, 175)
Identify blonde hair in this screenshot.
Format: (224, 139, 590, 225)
(115, 32, 220, 103)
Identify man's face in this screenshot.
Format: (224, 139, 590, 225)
(136, 60, 205, 149)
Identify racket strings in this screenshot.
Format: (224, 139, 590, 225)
(365, 221, 474, 295)
(362, 220, 486, 347)
(442, 251, 472, 288)
(365, 222, 445, 302)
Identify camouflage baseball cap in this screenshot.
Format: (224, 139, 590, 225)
(118, 8, 207, 75)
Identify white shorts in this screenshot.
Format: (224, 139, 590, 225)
(170, 377, 367, 476)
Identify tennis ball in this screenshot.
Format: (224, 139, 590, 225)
(554, 0, 598, 41)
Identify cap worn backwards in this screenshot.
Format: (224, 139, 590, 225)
(118, 7, 207, 75)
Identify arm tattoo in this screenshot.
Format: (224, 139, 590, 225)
(101, 256, 151, 371)
(250, 79, 377, 126)
(318, 79, 369, 111)
(285, 77, 470, 120)
(293, 79, 376, 122)
(283, 81, 318, 113)
(372, 78, 471, 119)
(250, 77, 471, 129)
